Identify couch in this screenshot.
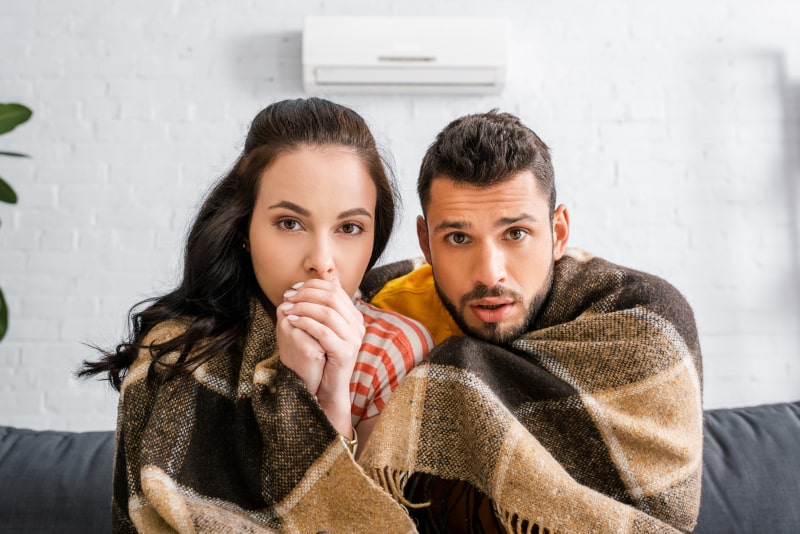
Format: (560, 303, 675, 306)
(1, 401, 798, 533)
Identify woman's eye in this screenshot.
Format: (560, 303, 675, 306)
(447, 233, 469, 245)
(506, 228, 528, 241)
(277, 219, 301, 231)
(340, 223, 363, 235)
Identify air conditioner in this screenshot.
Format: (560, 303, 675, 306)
(302, 16, 508, 94)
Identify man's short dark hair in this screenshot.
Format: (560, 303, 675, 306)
(417, 110, 555, 215)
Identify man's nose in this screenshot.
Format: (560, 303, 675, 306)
(473, 241, 507, 287)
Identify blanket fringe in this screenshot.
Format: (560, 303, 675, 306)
(370, 468, 430, 509)
(496, 504, 554, 534)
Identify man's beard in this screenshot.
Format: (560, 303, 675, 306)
(434, 261, 554, 345)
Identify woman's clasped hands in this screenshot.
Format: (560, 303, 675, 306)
(276, 277, 364, 438)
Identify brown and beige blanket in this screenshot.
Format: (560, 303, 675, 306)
(114, 249, 703, 533)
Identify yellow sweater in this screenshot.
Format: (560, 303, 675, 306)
(369, 264, 463, 346)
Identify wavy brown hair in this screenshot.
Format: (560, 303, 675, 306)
(79, 98, 398, 390)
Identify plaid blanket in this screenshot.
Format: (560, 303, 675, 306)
(114, 301, 415, 533)
(359, 249, 703, 532)
(114, 249, 702, 533)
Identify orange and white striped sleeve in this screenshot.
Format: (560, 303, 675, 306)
(349, 299, 434, 426)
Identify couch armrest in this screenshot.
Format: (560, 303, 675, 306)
(0, 426, 115, 534)
(695, 401, 800, 533)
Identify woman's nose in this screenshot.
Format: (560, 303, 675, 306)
(303, 238, 336, 280)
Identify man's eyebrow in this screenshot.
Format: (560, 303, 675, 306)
(267, 201, 310, 216)
(432, 213, 538, 233)
(433, 220, 470, 233)
(497, 213, 537, 226)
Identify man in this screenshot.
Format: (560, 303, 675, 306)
(371, 111, 568, 347)
(360, 111, 703, 533)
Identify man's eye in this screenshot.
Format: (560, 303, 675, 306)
(506, 228, 528, 241)
(447, 233, 469, 245)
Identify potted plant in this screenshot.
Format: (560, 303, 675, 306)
(0, 103, 33, 341)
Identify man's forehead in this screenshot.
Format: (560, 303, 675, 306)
(426, 173, 548, 211)
(425, 178, 549, 235)
(430, 169, 542, 190)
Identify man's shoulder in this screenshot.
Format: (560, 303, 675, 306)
(359, 257, 430, 301)
(558, 247, 686, 299)
(374, 263, 435, 296)
(368, 263, 463, 345)
(547, 248, 697, 341)
(369, 263, 438, 313)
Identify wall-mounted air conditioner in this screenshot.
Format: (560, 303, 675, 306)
(302, 16, 508, 94)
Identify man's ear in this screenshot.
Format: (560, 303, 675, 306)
(552, 204, 570, 260)
(416, 215, 433, 264)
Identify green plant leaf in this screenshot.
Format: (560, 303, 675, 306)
(0, 103, 33, 135)
(0, 176, 17, 204)
(0, 287, 7, 342)
(0, 103, 30, 344)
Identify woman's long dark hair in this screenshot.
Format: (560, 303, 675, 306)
(79, 98, 398, 390)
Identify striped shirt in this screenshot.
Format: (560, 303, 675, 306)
(350, 299, 434, 426)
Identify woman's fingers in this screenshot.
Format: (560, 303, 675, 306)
(283, 284, 363, 339)
(281, 300, 360, 340)
(283, 313, 361, 368)
(277, 280, 358, 436)
(281, 279, 364, 411)
(284, 279, 363, 323)
(276, 304, 326, 394)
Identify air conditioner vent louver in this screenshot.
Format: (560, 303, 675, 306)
(302, 16, 508, 94)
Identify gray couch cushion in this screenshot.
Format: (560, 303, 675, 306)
(0, 426, 114, 534)
(1, 401, 798, 533)
(695, 400, 800, 533)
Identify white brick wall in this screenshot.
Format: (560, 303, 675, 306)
(1, 0, 798, 431)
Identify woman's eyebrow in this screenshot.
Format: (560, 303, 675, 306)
(267, 202, 372, 220)
(338, 207, 372, 219)
(267, 201, 309, 216)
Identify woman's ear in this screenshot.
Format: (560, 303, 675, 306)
(239, 232, 250, 253)
(552, 204, 570, 260)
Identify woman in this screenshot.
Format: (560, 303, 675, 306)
(80, 98, 432, 532)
